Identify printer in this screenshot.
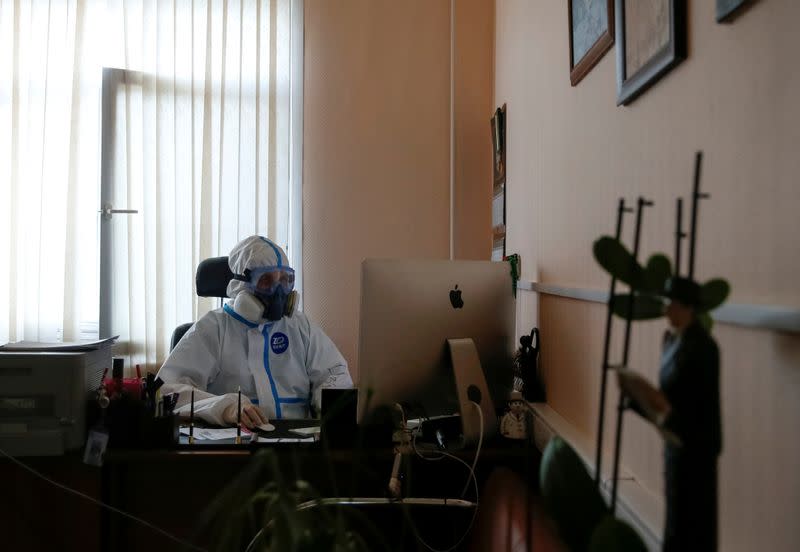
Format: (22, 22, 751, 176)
(0, 347, 110, 456)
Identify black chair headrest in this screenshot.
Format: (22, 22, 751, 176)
(196, 256, 235, 298)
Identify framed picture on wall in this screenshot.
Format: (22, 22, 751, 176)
(716, 0, 752, 22)
(615, 0, 687, 106)
(568, 0, 615, 86)
(490, 106, 506, 185)
(490, 105, 506, 261)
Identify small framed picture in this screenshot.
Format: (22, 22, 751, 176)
(490, 106, 506, 185)
(615, 0, 687, 106)
(568, 0, 615, 86)
(490, 105, 507, 260)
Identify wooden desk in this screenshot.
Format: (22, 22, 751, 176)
(2, 437, 539, 552)
(101, 445, 389, 552)
(1, 452, 102, 552)
(101, 438, 539, 552)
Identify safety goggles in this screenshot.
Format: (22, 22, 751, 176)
(235, 266, 296, 294)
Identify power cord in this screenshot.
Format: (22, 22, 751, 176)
(408, 445, 480, 552)
(0, 446, 207, 552)
(388, 403, 409, 498)
(407, 400, 484, 552)
(460, 401, 483, 498)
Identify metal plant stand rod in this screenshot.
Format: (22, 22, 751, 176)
(688, 152, 708, 279)
(675, 197, 685, 275)
(610, 196, 652, 513)
(594, 198, 631, 489)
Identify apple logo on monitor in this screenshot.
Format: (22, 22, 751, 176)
(449, 284, 464, 309)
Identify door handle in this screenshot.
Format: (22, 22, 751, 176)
(100, 203, 139, 220)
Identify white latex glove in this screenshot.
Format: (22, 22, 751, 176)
(222, 399, 269, 430)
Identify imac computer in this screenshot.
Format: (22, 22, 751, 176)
(356, 258, 516, 444)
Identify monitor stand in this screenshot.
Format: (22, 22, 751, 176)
(447, 338, 498, 444)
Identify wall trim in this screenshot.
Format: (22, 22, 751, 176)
(517, 280, 800, 333)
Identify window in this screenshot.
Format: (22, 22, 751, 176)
(0, 0, 303, 370)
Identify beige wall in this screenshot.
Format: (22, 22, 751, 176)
(497, 1, 800, 550)
(454, 0, 495, 260)
(303, 0, 494, 379)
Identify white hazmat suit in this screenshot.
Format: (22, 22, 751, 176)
(157, 236, 353, 425)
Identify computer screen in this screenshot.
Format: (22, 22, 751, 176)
(356, 258, 516, 428)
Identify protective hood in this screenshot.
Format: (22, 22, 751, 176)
(226, 236, 291, 300)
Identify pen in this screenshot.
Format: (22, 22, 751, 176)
(163, 392, 178, 415)
(235, 386, 242, 444)
(97, 367, 110, 409)
(112, 358, 124, 397)
(189, 388, 195, 444)
(146, 373, 155, 414)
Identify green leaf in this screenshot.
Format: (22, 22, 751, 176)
(700, 278, 730, 311)
(540, 436, 608, 551)
(611, 293, 665, 320)
(642, 254, 672, 293)
(589, 515, 648, 552)
(593, 236, 645, 289)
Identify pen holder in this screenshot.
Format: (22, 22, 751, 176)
(97, 397, 178, 449)
(139, 413, 179, 449)
(104, 395, 147, 449)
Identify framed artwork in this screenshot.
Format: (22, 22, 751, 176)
(716, 0, 752, 22)
(490, 105, 506, 185)
(568, 0, 615, 86)
(490, 105, 506, 261)
(615, 0, 687, 106)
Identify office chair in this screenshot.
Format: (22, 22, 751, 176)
(170, 256, 234, 351)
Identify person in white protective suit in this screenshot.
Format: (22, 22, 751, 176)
(157, 235, 353, 428)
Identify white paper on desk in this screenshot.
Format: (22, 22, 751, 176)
(179, 427, 251, 440)
(0, 335, 119, 352)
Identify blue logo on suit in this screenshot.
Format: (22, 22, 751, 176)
(271, 332, 289, 354)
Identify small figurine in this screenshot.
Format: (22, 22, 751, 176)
(514, 327, 545, 402)
(500, 390, 529, 440)
(659, 277, 721, 551)
(618, 276, 721, 551)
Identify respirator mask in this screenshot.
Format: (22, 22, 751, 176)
(232, 266, 297, 322)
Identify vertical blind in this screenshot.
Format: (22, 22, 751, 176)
(0, 0, 103, 345)
(0, 0, 300, 371)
